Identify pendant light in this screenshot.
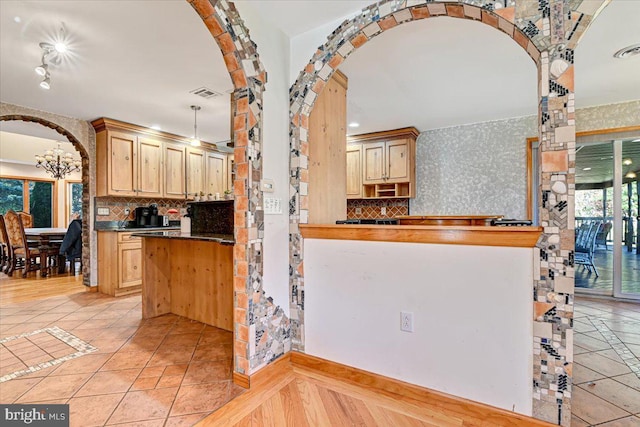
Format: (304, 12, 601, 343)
(190, 105, 201, 147)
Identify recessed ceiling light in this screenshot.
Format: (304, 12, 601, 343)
(625, 171, 637, 179)
(14, 16, 21, 23)
(582, 167, 592, 171)
(348, 122, 360, 128)
(613, 43, 640, 59)
(623, 158, 633, 166)
(150, 125, 161, 131)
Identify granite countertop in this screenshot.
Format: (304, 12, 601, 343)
(131, 230, 234, 245)
(97, 226, 180, 232)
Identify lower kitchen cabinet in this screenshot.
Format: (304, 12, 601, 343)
(98, 231, 142, 296)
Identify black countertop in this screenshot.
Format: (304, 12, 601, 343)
(131, 230, 234, 245)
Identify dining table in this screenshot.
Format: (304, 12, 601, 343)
(24, 227, 67, 277)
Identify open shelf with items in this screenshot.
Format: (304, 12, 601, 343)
(363, 182, 411, 199)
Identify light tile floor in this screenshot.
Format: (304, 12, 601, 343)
(0, 292, 242, 426)
(572, 296, 640, 427)
(2, 292, 638, 426)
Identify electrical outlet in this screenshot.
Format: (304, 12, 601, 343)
(401, 311, 413, 332)
(381, 207, 387, 216)
(355, 207, 362, 215)
(97, 207, 110, 216)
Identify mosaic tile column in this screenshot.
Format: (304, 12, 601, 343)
(288, 1, 608, 425)
(188, 0, 290, 376)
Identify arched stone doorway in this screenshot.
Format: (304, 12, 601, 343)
(0, 104, 96, 287)
(187, 0, 290, 380)
(288, 1, 608, 424)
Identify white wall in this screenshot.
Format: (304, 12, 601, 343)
(234, 3, 292, 316)
(304, 238, 534, 415)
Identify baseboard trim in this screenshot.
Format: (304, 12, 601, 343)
(232, 371, 250, 389)
(233, 352, 291, 389)
(290, 351, 553, 426)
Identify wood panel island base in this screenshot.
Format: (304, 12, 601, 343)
(137, 232, 234, 331)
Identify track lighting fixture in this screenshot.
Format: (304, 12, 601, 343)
(34, 25, 69, 90)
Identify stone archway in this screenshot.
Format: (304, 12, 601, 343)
(187, 0, 291, 379)
(288, 1, 609, 424)
(0, 104, 96, 287)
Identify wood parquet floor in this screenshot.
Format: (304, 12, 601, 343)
(197, 363, 551, 427)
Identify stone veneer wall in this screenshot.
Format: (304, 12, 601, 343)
(411, 100, 640, 219)
(187, 0, 290, 377)
(0, 102, 97, 287)
(288, 1, 608, 425)
(412, 115, 537, 219)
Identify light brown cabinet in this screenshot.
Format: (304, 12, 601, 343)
(348, 127, 418, 199)
(98, 231, 142, 296)
(93, 118, 232, 200)
(163, 142, 187, 199)
(137, 137, 163, 197)
(205, 151, 228, 196)
(346, 144, 362, 199)
(186, 147, 206, 197)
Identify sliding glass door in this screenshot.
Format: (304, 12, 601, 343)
(573, 137, 640, 300)
(613, 139, 640, 299)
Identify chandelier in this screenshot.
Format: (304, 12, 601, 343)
(35, 142, 81, 179)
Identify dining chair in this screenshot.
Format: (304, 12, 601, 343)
(4, 210, 43, 277)
(18, 211, 33, 228)
(0, 215, 11, 273)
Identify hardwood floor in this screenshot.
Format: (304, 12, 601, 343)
(197, 355, 553, 427)
(0, 270, 87, 305)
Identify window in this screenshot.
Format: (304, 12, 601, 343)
(0, 177, 55, 227)
(66, 181, 83, 224)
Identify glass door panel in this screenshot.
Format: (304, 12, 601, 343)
(574, 141, 614, 295)
(615, 139, 640, 298)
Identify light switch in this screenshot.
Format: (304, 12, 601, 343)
(264, 197, 282, 214)
(97, 207, 110, 216)
(261, 178, 275, 193)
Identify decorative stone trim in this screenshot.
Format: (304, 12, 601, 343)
(0, 105, 96, 287)
(187, 0, 290, 376)
(288, 1, 608, 425)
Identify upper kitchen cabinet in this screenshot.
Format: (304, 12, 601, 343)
(93, 118, 232, 200)
(137, 137, 163, 197)
(186, 146, 206, 197)
(205, 151, 227, 196)
(163, 142, 187, 200)
(94, 119, 163, 197)
(348, 127, 419, 199)
(346, 144, 362, 199)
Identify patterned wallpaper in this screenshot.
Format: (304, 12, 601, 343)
(575, 100, 640, 132)
(410, 100, 640, 220)
(411, 115, 536, 220)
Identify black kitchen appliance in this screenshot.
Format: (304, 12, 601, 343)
(134, 204, 160, 227)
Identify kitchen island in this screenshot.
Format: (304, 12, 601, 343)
(134, 231, 234, 331)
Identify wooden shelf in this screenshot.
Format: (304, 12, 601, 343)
(363, 182, 411, 198)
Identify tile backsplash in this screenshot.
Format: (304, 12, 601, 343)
(347, 198, 409, 220)
(94, 197, 187, 222)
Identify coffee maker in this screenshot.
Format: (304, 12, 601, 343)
(134, 204, 159, 227)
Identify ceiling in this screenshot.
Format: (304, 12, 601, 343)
(575, 141, 640, 186)
(0, 0, 639, 164)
